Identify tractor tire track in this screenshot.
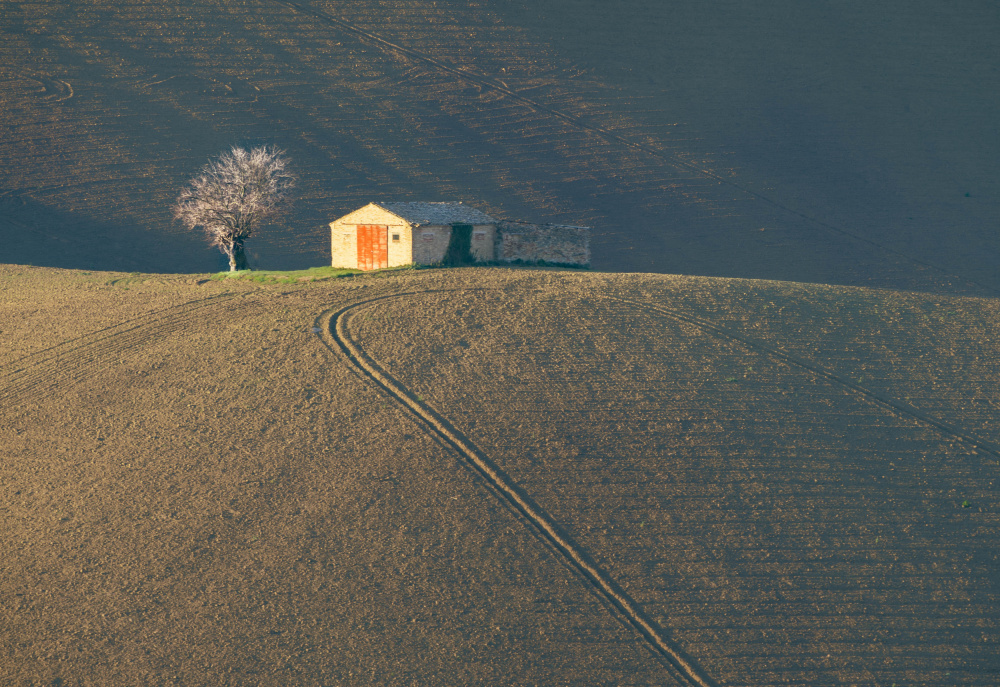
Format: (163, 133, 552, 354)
(318, 286, 997, 686)
(18, 71, 74, 102)
(0, 293, 239, 408)
(273, 0, 993, 295)
(317, 292, 718, 687)
(617, 297, 1000, 461)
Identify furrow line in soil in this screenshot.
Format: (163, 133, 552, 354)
(272, 0, 993, 295)
(618, 297, 1000, 461)
(0, 317, 196, 404)
(0, 292, 235, 379)
(317, 291, 718, 687)
(0, 293, 240, 407)
(18, 71, 74, 102)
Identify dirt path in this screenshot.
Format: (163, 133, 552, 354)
(3, 271, 693, 685)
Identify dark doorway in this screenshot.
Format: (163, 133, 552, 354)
(443, 223, 474, 265)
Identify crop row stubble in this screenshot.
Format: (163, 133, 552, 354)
(2, 270, 698, 686)
(346, 275, 1000, 687)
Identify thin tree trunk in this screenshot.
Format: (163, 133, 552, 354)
(233, 243, 248, 270)
(221, 240, 249, 271)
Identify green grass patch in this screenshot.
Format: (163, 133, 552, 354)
(210, 265, 363, 284)
(210, 264, 427, 284)
(208, 262, 583, 285)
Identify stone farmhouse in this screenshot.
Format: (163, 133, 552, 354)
(330, 201, 591, 270)
(330, 201, 497, 270)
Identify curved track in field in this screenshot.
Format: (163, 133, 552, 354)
(318, 286, 1000, 684)
(22, 72, 74, 102)
(0, 292, 239, 407)
(318, 292, 718, 687)
(272, 0, 993, 295)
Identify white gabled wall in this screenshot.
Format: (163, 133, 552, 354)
(386, 224, 413, 267)
(330, 221, 357, 269)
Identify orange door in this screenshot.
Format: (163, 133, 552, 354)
(356, 225, 387, 270)
(356, 225, 371, 270)
(375, 225, 388, 269)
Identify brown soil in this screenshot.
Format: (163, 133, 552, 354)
(2, 265, 997, 685)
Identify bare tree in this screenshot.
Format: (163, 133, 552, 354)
(174, 146, 295, 271)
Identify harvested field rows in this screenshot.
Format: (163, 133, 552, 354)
(620, 297, 1000, 462)
(346, 275, 1000, 686)
(0, 265, 249, 365)
(2, 267, 999, 684)
(633, 278, 1000, 451)
(0, 292, 239, 408)
(323, 293, 713, 686)
(2, 269, 697, 686)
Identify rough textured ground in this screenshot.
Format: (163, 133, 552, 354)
(4, 1, 999, 683)
(2, 265, 998, 685)
(1, 0, 998, 294)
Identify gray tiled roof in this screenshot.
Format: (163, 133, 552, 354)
(378, 201, 496, 226)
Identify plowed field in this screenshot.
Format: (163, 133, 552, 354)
(2, 265, 997, 685)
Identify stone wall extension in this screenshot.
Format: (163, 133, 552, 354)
(496, 221, 591, 267)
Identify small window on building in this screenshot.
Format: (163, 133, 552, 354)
(391, 233, 400, 242)
(473, 231, 486, 241)
(421, 232, 435, 242)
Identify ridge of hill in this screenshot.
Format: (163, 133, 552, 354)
(2, 265, 998, 685)
(1, 0, 998, 294)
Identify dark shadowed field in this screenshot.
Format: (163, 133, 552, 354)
(1, 0, 998, 293)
